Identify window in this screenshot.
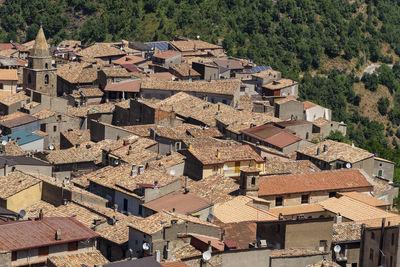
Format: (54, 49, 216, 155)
(351, 263, 357, 267)
(68, 241, 78, 251)
(369, 248, 374, 261)
(301, 194, 309, 204)
(0, 83, 3, 89)
(11, 251, 17, 261)
(28, 74, 31, 84)
(378, 169, 383, 177)
(251, 177, 256, 186)
(53, 125, 57, 132)
(319, 240, 327, 251)
(329, 192, 336, 198)
(44, 74, 49, 85)
(123, 198, 128, 212)
(306, 132, 309, 139)
(40, 124, 46, 132)
(45, 63, 49, 69)
(275, 197, 283, 206)
(174, 142, 181, 151)
(390, 256, 393, 267)
(139, 204, 142, 216)
(371, 232, 375, 240)
(38, 246, 49, 257)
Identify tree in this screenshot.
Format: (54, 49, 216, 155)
(377, 97, 390, 115)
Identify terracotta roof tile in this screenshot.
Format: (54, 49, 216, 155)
(61, 129, 91, 146)
(320, 196, 397, 221)
(0, 92, 29, 106)
(263, 79, 298, 90)
(170, 40, 221, 52)
(69, 87, 104, 98)
(170, 64, 200, 77)
(338, 191, 390, 207)
(141, 78, 240, 96)
(105, 79, 141, 92)
(269, 204, 325, 216)
(296, 140, 374, 164)
(269, 248, 328, 258)
(48, 250, 109, 267)
(112, 55, 146, 65)
(38, 147, 97, 164)
(187, 144, 264, 165)
(142, 191, 211, 215)
(0, 217, 99, 251)
(332, 223, 362, 242)
(214, 196, 277, 223)
(258, 169, 372, 196)
(129, 210, 219, 235)
(32, 109, 56, 120)
(153, 50, 180, 59)
(0, 170, 40, 199)
(101, 67, 133, 77)
(57, 62, 98, 84)
(0, 69, 18, 80)
(67, 103, 115, 117)
(187, 174, 240, 203)
(76, 43, 126, 58)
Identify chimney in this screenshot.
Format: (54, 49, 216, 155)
(207, 241, 212, 252)
(39, 209, 44, 220)
(323, 144, 328, 153)
(75, 144, 80, 148)
(221, 230, 226, 241)
(316, 147, 320, 155)
(218, 103, 220, 111)
(113, 204, 118, 212)
(138, 165, 145, 175)
(130, 164, 137, 177)
(217, 149, 221, 159)
(278, 213, 284, 220)
(55, 230, 62, 240)
(154, 181, 159, 189)
(184, 176, 189, 194)
(335, 213, 342, 224)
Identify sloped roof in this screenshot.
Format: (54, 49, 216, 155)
(188, 144, 264, 165)
(258, 169, 372, 196)
(0, 217, 99, 251)
(48, 250, 109, 267)
(76, 43, 126, 58)
(296, 140, 374, 164)
(214, 196, 277, 223)
(0, 69, 18, 81)
(0, 170, 41, 199)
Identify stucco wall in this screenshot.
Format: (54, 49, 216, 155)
(5, 182, 42, 212)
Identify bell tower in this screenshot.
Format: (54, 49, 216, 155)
(23, 26, 57, 96)
(239, 167, 261, 197)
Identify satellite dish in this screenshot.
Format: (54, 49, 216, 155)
(202, 251, 211, 262)
(223, 165, 228, 171)
(142, 243, 150, 251)
(345, 163, 352, 169)
(196, 35, 200, 40)
(334, 245, 341, 253)
(114, 160, 119, 165)
(1, 140, 7, 146)
(49, 144, 55, 150)
(18, 209, 26, 218)
(169, 169, 176, 176)
(207, 214, 214, 222)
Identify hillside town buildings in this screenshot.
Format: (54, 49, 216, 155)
(0, 26, 397, 267)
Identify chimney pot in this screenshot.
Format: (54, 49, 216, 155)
(130, 164, 137, 177)
(55, 230, 62, 240)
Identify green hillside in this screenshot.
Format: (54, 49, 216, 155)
(2, 0, 400, 184)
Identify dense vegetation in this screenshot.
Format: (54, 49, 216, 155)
(2, 0, 400, 182)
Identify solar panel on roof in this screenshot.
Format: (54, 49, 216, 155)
(246, 65, 271, 73)
(145, 42, 169, 51)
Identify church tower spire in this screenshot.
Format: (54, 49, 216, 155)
(23, 26, 58, 96)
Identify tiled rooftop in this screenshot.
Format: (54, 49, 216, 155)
(96, 215, 142, 244)
(170, 64, 200, 77)
(320, 195, 397, 221)
(38, 146, 97, 164)
(263, 78, 298, 90)
(141, 78, 241, 96)
(187, 174, 240, 204)
(76, 43, 126, 58)
(129, 210, 219, 235)
(269, 204, 325, 216)
(170, 39, 221, 52)
(67, 103, 115, 117)
(101, 67, 133, 77)
(61, 129, 91, 146)
(312, 117, 330, 127)
(0, 92, 29, 106)
(264, 159, 320, 175)
(332, 223, 362, 242)
(142, 191, 211, 215)
(214, 196, 277, 223)
(338, 191, 390, 207)
(296, 140, 374, 163)
(188, 144, 264, 165)
(47, 250, 109, 267)
(269, 248, 328, 258)
(258, 169, 372, 196)
(57, 62, 98, 84)
(32, 109, 56, 120)
(0, 170, 40, 199)
(69, 87, 104, 98)
(124, 124, 156, 137)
